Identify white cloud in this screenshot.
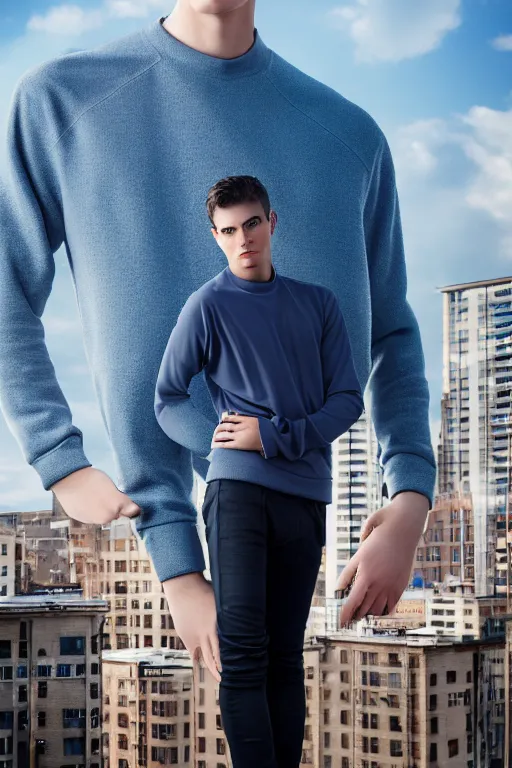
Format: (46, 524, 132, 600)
(460, 107, 512, 228)
(328, 0, 461, 63)
(106, 0, 171, 19)
(27, 5, 105, 36)
(491, 34, 512, 51)
(26, 0, 172, 37)
(392, 106, 512, 259)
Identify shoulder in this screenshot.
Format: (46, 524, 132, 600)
(266, 53, 386, 173)
(12, 27, 160, 146)
(280, 274, 335, 318)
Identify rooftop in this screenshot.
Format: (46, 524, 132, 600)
(103, 647, 193, 669)
(0, 593, 108, 613)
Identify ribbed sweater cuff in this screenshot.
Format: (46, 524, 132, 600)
(140, 520, 206, 583)
(31, 434, 92, 491)
(383, 452, 437, 510)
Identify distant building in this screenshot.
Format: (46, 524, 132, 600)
(437, 276, 512, 597)
(102, 648, 194, 768)
(0, 593, 107, 768)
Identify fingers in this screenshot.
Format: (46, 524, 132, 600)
(119, 501, 142, 519)
(339, 574, 367, 626)
(201, 637, 221, 683)
(364, 592, 389, 619)
(209, 630, 222, 675)
(335, 557, 358, 595)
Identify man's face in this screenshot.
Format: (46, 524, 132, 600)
(211, 200, 276, 280)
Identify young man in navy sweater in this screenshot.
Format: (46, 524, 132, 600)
(155, 175, 364, 767)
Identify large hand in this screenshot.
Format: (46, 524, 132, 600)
(162, 572, 222, 683)
(335, 492, 429, 626)
(211, 412, 262, 452)
(50, 467, 141, 525)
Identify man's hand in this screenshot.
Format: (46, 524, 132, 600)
(50, 467, 141, 525)
(336, 491, 429, 626)
(211, 412, 262, 452)
(162, 572, 222, 683)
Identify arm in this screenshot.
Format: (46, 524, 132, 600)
(364, 132, 436, 508)
(154, 293, 217, 459)
(0, 74, 92, 490)
(258, 290, 364, 461)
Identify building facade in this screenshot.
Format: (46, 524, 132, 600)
(437, 277, 512, 597)
(0, 594, 107, 768)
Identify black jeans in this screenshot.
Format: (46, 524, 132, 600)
(201, 478, 326, 768)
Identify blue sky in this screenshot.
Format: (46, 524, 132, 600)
(0, 0, 511, 510)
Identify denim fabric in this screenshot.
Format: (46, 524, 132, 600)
(202, 479, 325, 768)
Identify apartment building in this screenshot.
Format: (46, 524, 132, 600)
(437, 276, 512, 597)
(0, 593, 107, 768)
(300, 625, 506, 768)
(414, 490, 475, 587)
(102, 648, 194, 768)
(0, 524, 15, 598)
(326, 412, 382, 598)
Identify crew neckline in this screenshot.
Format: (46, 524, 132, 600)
(143, 16, 272, 79)
(224, 264, 279, 294)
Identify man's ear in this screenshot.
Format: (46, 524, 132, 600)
(270, 210, 277, 233)
(211, 227, 218, 242)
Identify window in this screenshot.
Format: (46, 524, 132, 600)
(90, 683, 99, 699)
(430, 673, 437, 686)
(448, 739, 459, 757)
(60, 637, 85, 656)
(91, 663, 99, 675)
(429, 743, 437, 762)
(16, 666, 27, 679)
(63, 737, 85, 756)
(0, 712, 13, 731)
(1, 567, 7, 577)
(118, 713, 129, 728)
(118, 735, 128, 750)
(1, 544, 7, 555)
(37, 712, 46, 727)
(197, 737, 206, 753)
(38, 681, 47, 698)
(63, 709, 86, 729)
(390, 741, 402, 757)
(18, 686, 27, 703)
(0, 668, 12, 681)
(91, 738, 100, 755)
(37, 665, 51, 677)
(0, 642, 11, 660)
(341, 733, 349, 749)
(91, 708, 99, 729)
(17, 710, 28, 730)
(198, 712, 206, 729)
(389, 716, 401, 732)
(57, 665, 71, 678)
(446, 670, 456, 684)
(75, 664, 85, 676)
(429, 694, 437, 711)
(217, 738, 226, 755)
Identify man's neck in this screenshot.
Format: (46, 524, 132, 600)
(162, 2, 256, 60)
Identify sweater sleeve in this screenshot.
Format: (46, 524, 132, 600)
(258, 290, 364, 461)
(154, 293, 217, 459)
(364, 133, 437, 508)
(0, 75, 93, 490)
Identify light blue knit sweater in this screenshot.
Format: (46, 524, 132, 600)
(0, 17, 436, 582)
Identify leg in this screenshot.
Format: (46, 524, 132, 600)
(202, 479, 277, 768)
(265, 492, 326, 768)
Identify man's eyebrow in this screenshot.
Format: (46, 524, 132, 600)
(220, 215, 261, 233)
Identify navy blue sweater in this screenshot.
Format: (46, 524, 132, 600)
(155, 265, 364, 503)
